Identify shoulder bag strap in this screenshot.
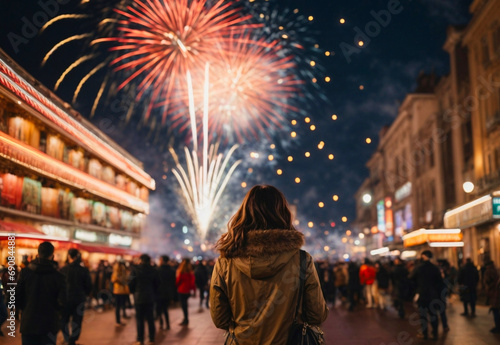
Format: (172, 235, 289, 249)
(293, 250, 307, 323)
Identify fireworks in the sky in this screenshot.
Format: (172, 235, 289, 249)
(172, 33, 301, 142)
(40, 0, 324, 242)
(170, 65, 241, 240)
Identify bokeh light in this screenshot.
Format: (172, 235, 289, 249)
(333, 195, 339, 201)
(295, 177, 301, 183)
(342, 216, 348, 222)
(241, 182, 247, 188)
(288, 156, 293, 162)
(277, 169, 283, 175)
(305, 152, 311, 157)
(308, 221, 314, 228)
(318, 202, 324, 208)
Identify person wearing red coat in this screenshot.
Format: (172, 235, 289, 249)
(176, 259, 196, 326)
(359, 259, 377, 308)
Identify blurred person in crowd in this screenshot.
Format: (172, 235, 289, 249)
(484, 261, 499, 306)
(348, 261, 361, 311)
(391, 257, 410, 318)
(335, 262, 348, 302)
(176, 259, 196, 326)
(436, 260, 450, 333)
(458, 258, 480, 317)
(375, 261, 390, 310)
(319, 261, 336, 305)
(194, 260, 209, 310)
(60, 249, 92, 345)
(409, 250, 443, 340)
(17, 242, 66, 345)
(359, 259, 377, 308)
(92, 260, 112, 311)
(129, 254, 160, 345)
(210, 185, 328, 344)
(157, 255, 175, 330)
(112, 260, 130, 326)
(489, 273, 500, 333)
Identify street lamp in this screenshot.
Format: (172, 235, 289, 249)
(463, 181, 474, 193)
(362, 193, 372, 204)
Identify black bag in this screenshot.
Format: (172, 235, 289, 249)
(287, 250, 325, 345)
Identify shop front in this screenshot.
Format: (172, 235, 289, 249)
(402, 228, 464, 266)
(0, 218, 140, 269)
(444, 193, 500, 266)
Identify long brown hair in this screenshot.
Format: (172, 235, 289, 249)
(216, 185, 295, 257)
(177, 258, 193, 275)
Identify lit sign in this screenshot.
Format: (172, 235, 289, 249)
(493, 197, 500, 218)
(74, 229, 97, 242)
(41, 225, 69, 239)
(109, 234, 133, 247)
(377, 200, 386, 232)
(395, 182, 412, 202)
(403, 229, 463, 247)
(385, 197, 393, 237)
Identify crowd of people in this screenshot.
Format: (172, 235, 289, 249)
(1, 186, 500, 345)
(316, 251, 500, 339)
(0, 243, 214, 345)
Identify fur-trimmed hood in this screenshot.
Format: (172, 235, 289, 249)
(224, 229, 305, 280)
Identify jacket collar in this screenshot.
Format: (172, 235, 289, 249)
(224, 229, 304, 258)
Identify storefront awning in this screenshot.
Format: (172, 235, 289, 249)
(403, 228, 463, 247)
(444, 193, 500, 229)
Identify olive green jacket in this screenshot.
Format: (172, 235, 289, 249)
(210, 229, 328, 345)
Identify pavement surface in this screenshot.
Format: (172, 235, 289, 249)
(2, 295, 499, 344)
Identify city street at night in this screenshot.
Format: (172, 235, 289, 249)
(2, 297, 499, 344)
(1, 0, 500, 344)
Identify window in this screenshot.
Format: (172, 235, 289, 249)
(463, 117, 473, 164)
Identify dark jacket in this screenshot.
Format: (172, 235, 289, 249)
(409, 261, 443, 303)
(194, 264, 209, 288)
(348, 262, 361, 289)
(392, 263, 410, 299)
(376, 265, 390, 290)
(60, 260, 92, 303)
(458, 262, 479, 291)
(157, 264, 176, 301)
(17, 258, 66, 336)
(129, 263, 160, 305)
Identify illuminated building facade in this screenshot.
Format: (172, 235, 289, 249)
(355, 0, 500, 265)
(0, 49, 155, 264)
(443, 0, 500, 266)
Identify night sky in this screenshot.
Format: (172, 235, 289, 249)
(0, 0, 472, 254)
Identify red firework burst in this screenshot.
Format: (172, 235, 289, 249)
(94, 0, 256, 120)
(167, 33, 302, 142)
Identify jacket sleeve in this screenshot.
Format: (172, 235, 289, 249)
(209, 259, 232, 331)
(302, 253, 329, 325)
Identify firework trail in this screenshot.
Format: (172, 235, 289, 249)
(170, 64, 241, 241)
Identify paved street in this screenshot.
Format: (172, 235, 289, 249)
(2, 296, 499, 344)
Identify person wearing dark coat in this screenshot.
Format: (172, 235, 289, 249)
(409, 251, 443, 340)
(457, 258, 480, 316)
(489, 275, 500, 333)
(375, 261, 390, 310)
(17, 242, 66, 345)
(194, 261, 209, 309)
(392, 257, 409, 318)
(156, 255, 175, 330)
(59, 249, 92, 345)
(129, 254, 160, 345)
(347, 261, 361, 311)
